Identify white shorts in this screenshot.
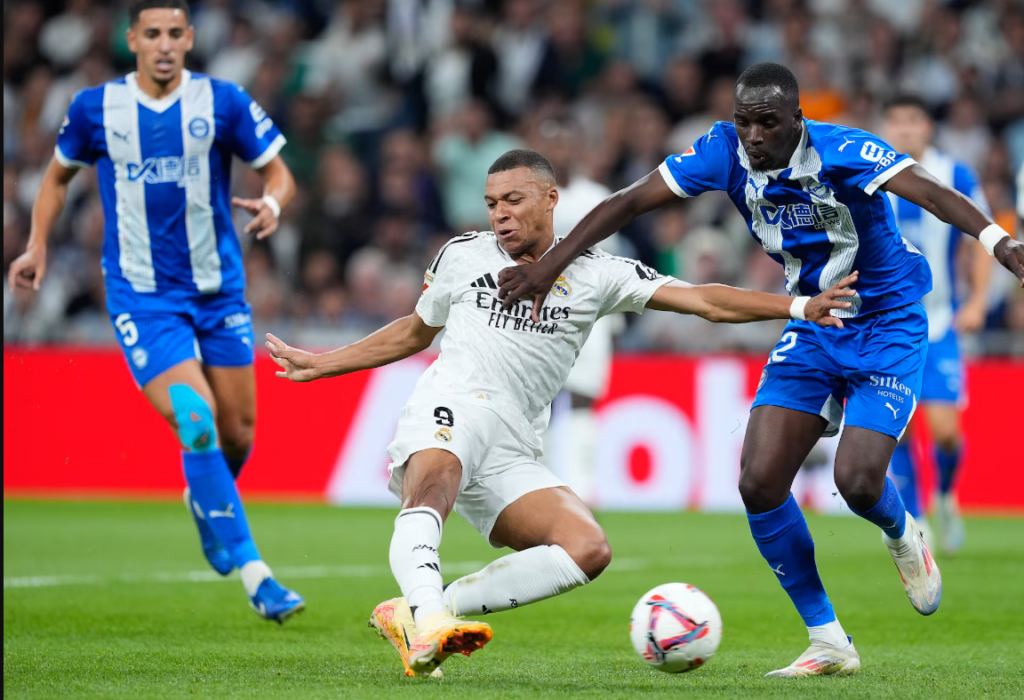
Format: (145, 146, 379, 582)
(387, 394, 565, 547)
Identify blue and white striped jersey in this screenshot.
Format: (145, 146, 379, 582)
(887, 148, 987, 341)
(55, 70, 285, 307)
(659, 119, 932, 317)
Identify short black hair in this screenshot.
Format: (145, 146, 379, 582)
(883, 94, 931, 119)
(736, 62, 800, 107)
(487, 149, 556, 181)
(129, 0, 191, 25)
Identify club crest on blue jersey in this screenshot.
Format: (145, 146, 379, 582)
(188, 117, 210, 139)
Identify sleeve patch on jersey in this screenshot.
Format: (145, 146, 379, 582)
(634, 262, 661, 281)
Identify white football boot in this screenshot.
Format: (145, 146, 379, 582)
(766, 636, 861, 677)
(934, 493, 965, 555)
(883, 512, 942, 615)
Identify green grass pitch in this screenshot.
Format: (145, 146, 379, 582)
(4, 500, 1023, 699)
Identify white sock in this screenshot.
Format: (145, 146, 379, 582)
(240, 560, 273, 597)
(390, 507, 447, 626)
(443, 544, 589, 617)
(808, 618, 850, 648)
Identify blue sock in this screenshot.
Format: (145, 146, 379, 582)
(224, 450, 250, 480)
(935, 446, 961, 495)
(849, 477, 907, 539)
(747, 494, 836, 627)
(182, 450, 260, 567)
(888, 443, 920, 518)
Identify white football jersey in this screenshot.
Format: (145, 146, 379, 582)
(414, 231, 674, 450)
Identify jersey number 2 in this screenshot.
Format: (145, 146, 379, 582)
(771, 331, 798, 363)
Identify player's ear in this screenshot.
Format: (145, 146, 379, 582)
(547, 185, 559, 213)
(126, 25, 138, 54)
(185, 25, 195, 51)
(793, 106, 804, 125)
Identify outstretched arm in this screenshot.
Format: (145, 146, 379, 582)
(232, 154, 296, 240)
(266, 312, 443, 382)
(498, 171, 677, 318)
(646, 273, 859, 329)
(8, 158, 79, 291)
(884, 164, 1024, 285)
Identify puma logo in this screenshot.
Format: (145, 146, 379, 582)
(771, 564, 785, 577)
(885, 402, 900, 419)
(111, 129, 131, 143)
(838, 137, 855, 152)
(208, 503, 235, 519)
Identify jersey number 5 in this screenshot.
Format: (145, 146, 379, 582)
(115, 313, 139, 347)
(434, 407, 455, 427)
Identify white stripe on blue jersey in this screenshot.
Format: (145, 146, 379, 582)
(55, 70, 285, 304)
(659, 119, 932, 318)
(887, 148, 987, 341)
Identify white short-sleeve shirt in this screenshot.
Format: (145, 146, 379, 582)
(413, 232, 673, 446)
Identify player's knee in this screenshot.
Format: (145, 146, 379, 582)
(932, 430, 960, 453)
(835, 470, 884, 512)
(218, 416, 254, 457)
(563, 529, 612, 581)
(168, 384, 218, 453)
(738, 461, 787, 513)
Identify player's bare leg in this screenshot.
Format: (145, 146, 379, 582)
(376, 449, 491, 676)
(836, 427, 943, 616)
(442, 486, 608, 618)
(740, 406, 859, 677)
(143, 360, 303, 621)
(204, 364, 256, 479)
(924, 403, 965, 553)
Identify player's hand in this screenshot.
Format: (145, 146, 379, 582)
(232, 197, 279, 240)
(265, 333, 321, 382)
(954, 298, 987, 333)
(994, 237, 1024, 287)
(497, 259, 558, 323)
(7, 246, 47, 292)
(805, 271, 859, 329)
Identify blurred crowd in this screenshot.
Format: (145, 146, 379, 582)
(4, 0, 1024, 352)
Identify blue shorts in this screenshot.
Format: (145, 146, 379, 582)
(921, 328, 963, 404)
(108, 293, 254, 387)
(752, 302, 928, 440)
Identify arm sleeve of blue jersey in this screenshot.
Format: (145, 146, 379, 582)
(657, 124, 733, 198)
(228, 86, 286, 169)
(54, 91, 94, 169)
(953, 163, 989, 216)
(826, 128, 916, 196)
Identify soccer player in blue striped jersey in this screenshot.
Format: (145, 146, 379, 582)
(499, 62, 1024, 676)
(882, 95, 992, 555)
(8, 0, 303, 623)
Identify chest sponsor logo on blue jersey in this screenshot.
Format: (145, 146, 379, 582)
(758, 202, 841, 231)
(127, 156, 202, 186)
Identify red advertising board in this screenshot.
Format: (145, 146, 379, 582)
(3, 348, 1021, 512)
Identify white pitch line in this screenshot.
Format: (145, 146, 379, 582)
(3, 558, 650, 590)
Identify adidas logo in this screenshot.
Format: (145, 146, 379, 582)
(470, 273, 498, 289)
(417, 562, 441, 573)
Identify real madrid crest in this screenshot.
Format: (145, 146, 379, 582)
(551, 275, 571, 297)
(435, 427, 452, 442)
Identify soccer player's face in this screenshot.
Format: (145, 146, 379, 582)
(883, 106, 933, 157)
(128, 9, 193, 86)
(484, 168, 558, 259)
(733, 86, 802, 171)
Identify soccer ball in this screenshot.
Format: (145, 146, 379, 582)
(629, 583, 722, 673)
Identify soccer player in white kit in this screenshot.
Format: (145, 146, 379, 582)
(266, 149, 857, 676)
